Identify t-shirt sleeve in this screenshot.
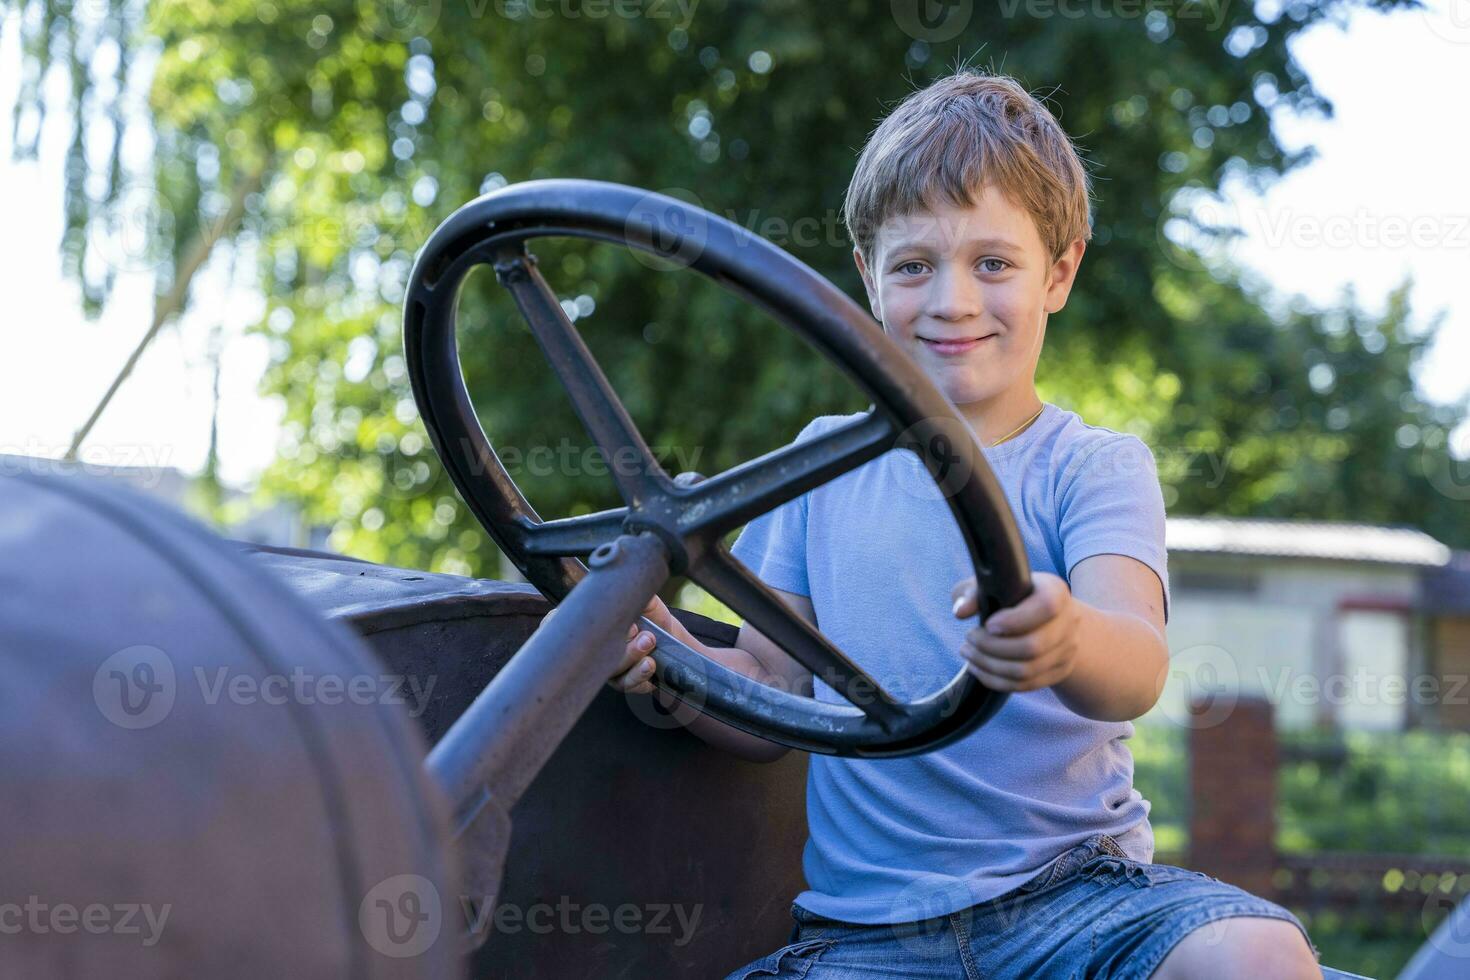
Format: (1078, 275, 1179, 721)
(1056, 434, 1171, 620)
(727, 417, 828, 597)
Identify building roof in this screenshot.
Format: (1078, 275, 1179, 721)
(1422, 551, 1470, 614)
(1166, 517, 1452, 568)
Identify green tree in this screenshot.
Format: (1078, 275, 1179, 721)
(6, 0, 1464, 577)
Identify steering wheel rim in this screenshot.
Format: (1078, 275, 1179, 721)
(403, 179, 1032, 757)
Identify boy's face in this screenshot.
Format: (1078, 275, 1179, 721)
(853, 186, 1085, 416)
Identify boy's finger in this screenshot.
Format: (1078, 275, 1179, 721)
(983, 588, 1060, 636)
(612, 656, 657, 692)
(966, 625, 1060, 662)
(961, 645, 1029, 680)
(966, 630, 1030, 660)
(614, 634, 656, 673)
(961, 657, 1017, 692)
(951, 579, 978, 617)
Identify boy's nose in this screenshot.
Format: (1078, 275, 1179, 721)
(926, 268, 984, 322)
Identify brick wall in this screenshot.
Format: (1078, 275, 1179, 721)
(1187, 695, 1278, 900)
(1433, 617, 1470, 730)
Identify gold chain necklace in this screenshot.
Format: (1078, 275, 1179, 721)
(990, 405, 1045, 447)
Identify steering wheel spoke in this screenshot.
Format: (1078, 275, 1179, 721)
(689, 546, 907, 730)
(492, 247, 666, 508)
(674, 408, 896, 539)
(520, 507, 629, 559)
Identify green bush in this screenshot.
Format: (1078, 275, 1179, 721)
(1130, 723, 1470, 976)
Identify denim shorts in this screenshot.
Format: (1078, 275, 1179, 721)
(721, 833, 1321, 979)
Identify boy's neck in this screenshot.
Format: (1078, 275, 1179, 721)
(958, 387, 1045, 446)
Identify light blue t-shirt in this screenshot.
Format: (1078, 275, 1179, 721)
(729, 403, 1171, 925)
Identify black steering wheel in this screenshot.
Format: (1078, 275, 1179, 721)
(403, 179, 1031, 757)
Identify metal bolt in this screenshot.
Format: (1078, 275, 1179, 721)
(589, 542, 619, 568)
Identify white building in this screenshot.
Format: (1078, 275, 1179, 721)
(1151, 517, 1465, 733)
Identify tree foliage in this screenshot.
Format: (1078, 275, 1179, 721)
(6, 0, 1465, 576)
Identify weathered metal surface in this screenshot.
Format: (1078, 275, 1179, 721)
(402, 178, 1034, 757)
(426, 533, 669, 832)
(253, 545, 811, 978)
(0, 472, 459, 978)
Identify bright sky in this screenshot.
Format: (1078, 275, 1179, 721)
(2, 3, 1467, 490)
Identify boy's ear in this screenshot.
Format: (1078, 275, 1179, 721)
(1043, 239, 1087, 315)
(852, 247, 883, 323)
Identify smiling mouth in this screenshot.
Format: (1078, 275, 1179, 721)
(919, 334, 996, 355)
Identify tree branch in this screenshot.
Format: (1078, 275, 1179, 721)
(65, 165, 266, 460)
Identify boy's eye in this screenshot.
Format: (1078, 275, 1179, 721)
(896, 261, 928, 275)
(978, 258, 1008, 274)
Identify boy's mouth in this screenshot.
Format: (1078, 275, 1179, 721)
(918, 334, 996, 356)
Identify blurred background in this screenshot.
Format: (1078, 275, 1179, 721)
(3, 0, 1468, 974)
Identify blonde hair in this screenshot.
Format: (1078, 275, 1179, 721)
(843, 70, 1093, 263)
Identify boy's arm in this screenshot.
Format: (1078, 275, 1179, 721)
(952, 555, 1168, 723)
(1050, 555, 1168, 722)
(620, 588, 816, 763)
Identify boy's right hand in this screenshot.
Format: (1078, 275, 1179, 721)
(608, 595, 681, 695)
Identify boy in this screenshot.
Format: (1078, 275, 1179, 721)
(609, 70, 1322, 979)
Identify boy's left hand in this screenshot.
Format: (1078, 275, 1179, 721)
(951, 572, 1081, 692)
